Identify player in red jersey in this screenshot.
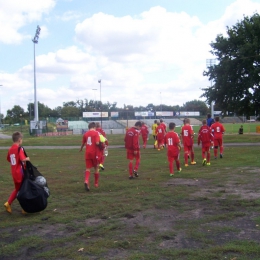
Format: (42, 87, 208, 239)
(124, 121, 142, 179)
(160, 119, 167, 133)
(211, 116, 225, 159)
(80, 122, 100, 191)
(95, 122, 108, 170)
(4, 132, 30, 214)
(198, 119, 214, 166)
(156, 121, 166, 150)
(181, 118, 196, 166)
(140, 121, 149, 149)
(164, 122, 182, 176)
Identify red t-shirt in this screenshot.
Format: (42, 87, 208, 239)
(156, 124, 165, 140)
(7, 144, 26, 183)
(198, 125, 213, 146)
(140, 125, 149, 137)
(181, 124, 194, 146)
(82, 130, 100, 159)
(211, 122, 225, 139)
(164, 131, 180, 157)
(124, 127, 140, 151)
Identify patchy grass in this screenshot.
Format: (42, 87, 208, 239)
(0, 137, 260, 259)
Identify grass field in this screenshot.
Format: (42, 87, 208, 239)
(0, 131, 260, 259)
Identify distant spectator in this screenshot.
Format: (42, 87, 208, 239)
(207, 114, 214, 127)
(238, 125, 243, 135)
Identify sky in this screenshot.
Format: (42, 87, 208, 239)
(0, 0, 260, 117)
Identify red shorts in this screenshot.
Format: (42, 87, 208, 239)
(214, 139, 223, 147)
(184, 145, 193, 153)
(127, 150, 140, 160)
(201, 145, 210, 153)
(85, 158, 98, 168)
(167, 154, 179, 162)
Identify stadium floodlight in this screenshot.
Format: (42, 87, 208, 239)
(32, 25, 41, 124)
(98, 79, 102, 128)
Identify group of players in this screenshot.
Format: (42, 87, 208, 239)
(79, 115, 225, 190)
(124, 115, 225, 178)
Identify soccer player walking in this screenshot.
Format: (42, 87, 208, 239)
(211, 116, 225, 159)
(164, 123, 182, 176)
(181, 118, 196, 166)
(4, 132, 30, 214)
(80, 122, 100, 191)
(198, 119, 214, 166)
(156, 121, 166, 150)
(124, 121, 142, 179)
(140, 121, 149, 149)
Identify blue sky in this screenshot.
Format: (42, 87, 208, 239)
(0, 0, 260, 117)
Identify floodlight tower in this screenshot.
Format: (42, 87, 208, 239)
(206, 59, 216, 117)
(32, 25, 41, 123)
(98, 79, 102, 128)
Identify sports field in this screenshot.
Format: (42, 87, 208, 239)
(0, 130, 260, 259)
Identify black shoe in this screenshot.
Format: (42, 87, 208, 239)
(133, 170, 139, 177)
(220, 154, 223, 158)
(85, 183, 90, 191)
(99, 164, 105, 171)
(129, 176, 134, 180)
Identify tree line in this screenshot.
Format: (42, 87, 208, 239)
(2, 99, 209, 124)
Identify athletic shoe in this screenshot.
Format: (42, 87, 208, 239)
(191, 161, 196, 165)
(220, 154, 223, 158)
(177, 168, 182, 173)
(99, 164, 105, 171)
(206, 163, 211, 166)
(169, 174, 174, 177)
(4, 202, 12, 214)
(202, 159, 206, 166)
(129, 176, 134, 180)
(21, 209, 27, 214)
(157, 148, 160, 151)
(84, 183, 90, 191)
(185, 164, 189, 167)
(214, 157, 217, 159)
(94, 183, 99, 188)
(133, 170, 139, 177)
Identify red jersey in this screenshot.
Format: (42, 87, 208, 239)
(198, 125, 213, 146)
(82, 130, 100, 159)
(156, 124, 165, 140)
(140, 125, 149, 137)
(7, 144, 27, 183)
(96, 127, 108, 146)
(124, 127, 140, 151)
(211, 122, 225, 139)
(96, 127, 106, 137)
(181, 124, 194, 146)
(164, 131, 180, 157)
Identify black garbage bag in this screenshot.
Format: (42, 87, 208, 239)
(17, 148, 49, 213)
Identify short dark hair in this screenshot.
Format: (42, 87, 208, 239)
(215, 116, 220, 122)
(207, 114, 211, 118)
(88, 122, 96, 129)
(135, 121, 142, 127)
(169, 122, 176, 130)
(95, 122, 100, 128)
(154, 120, 157, 123)
(12, 131, 23, 142)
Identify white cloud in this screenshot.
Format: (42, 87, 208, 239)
(1, 0, 260, 116)
(0, 0, 55, 44)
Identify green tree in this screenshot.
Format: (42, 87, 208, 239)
(202, 13, 260, 117)
(6, 105, 24, 123)
(182, 100, 209, 115)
